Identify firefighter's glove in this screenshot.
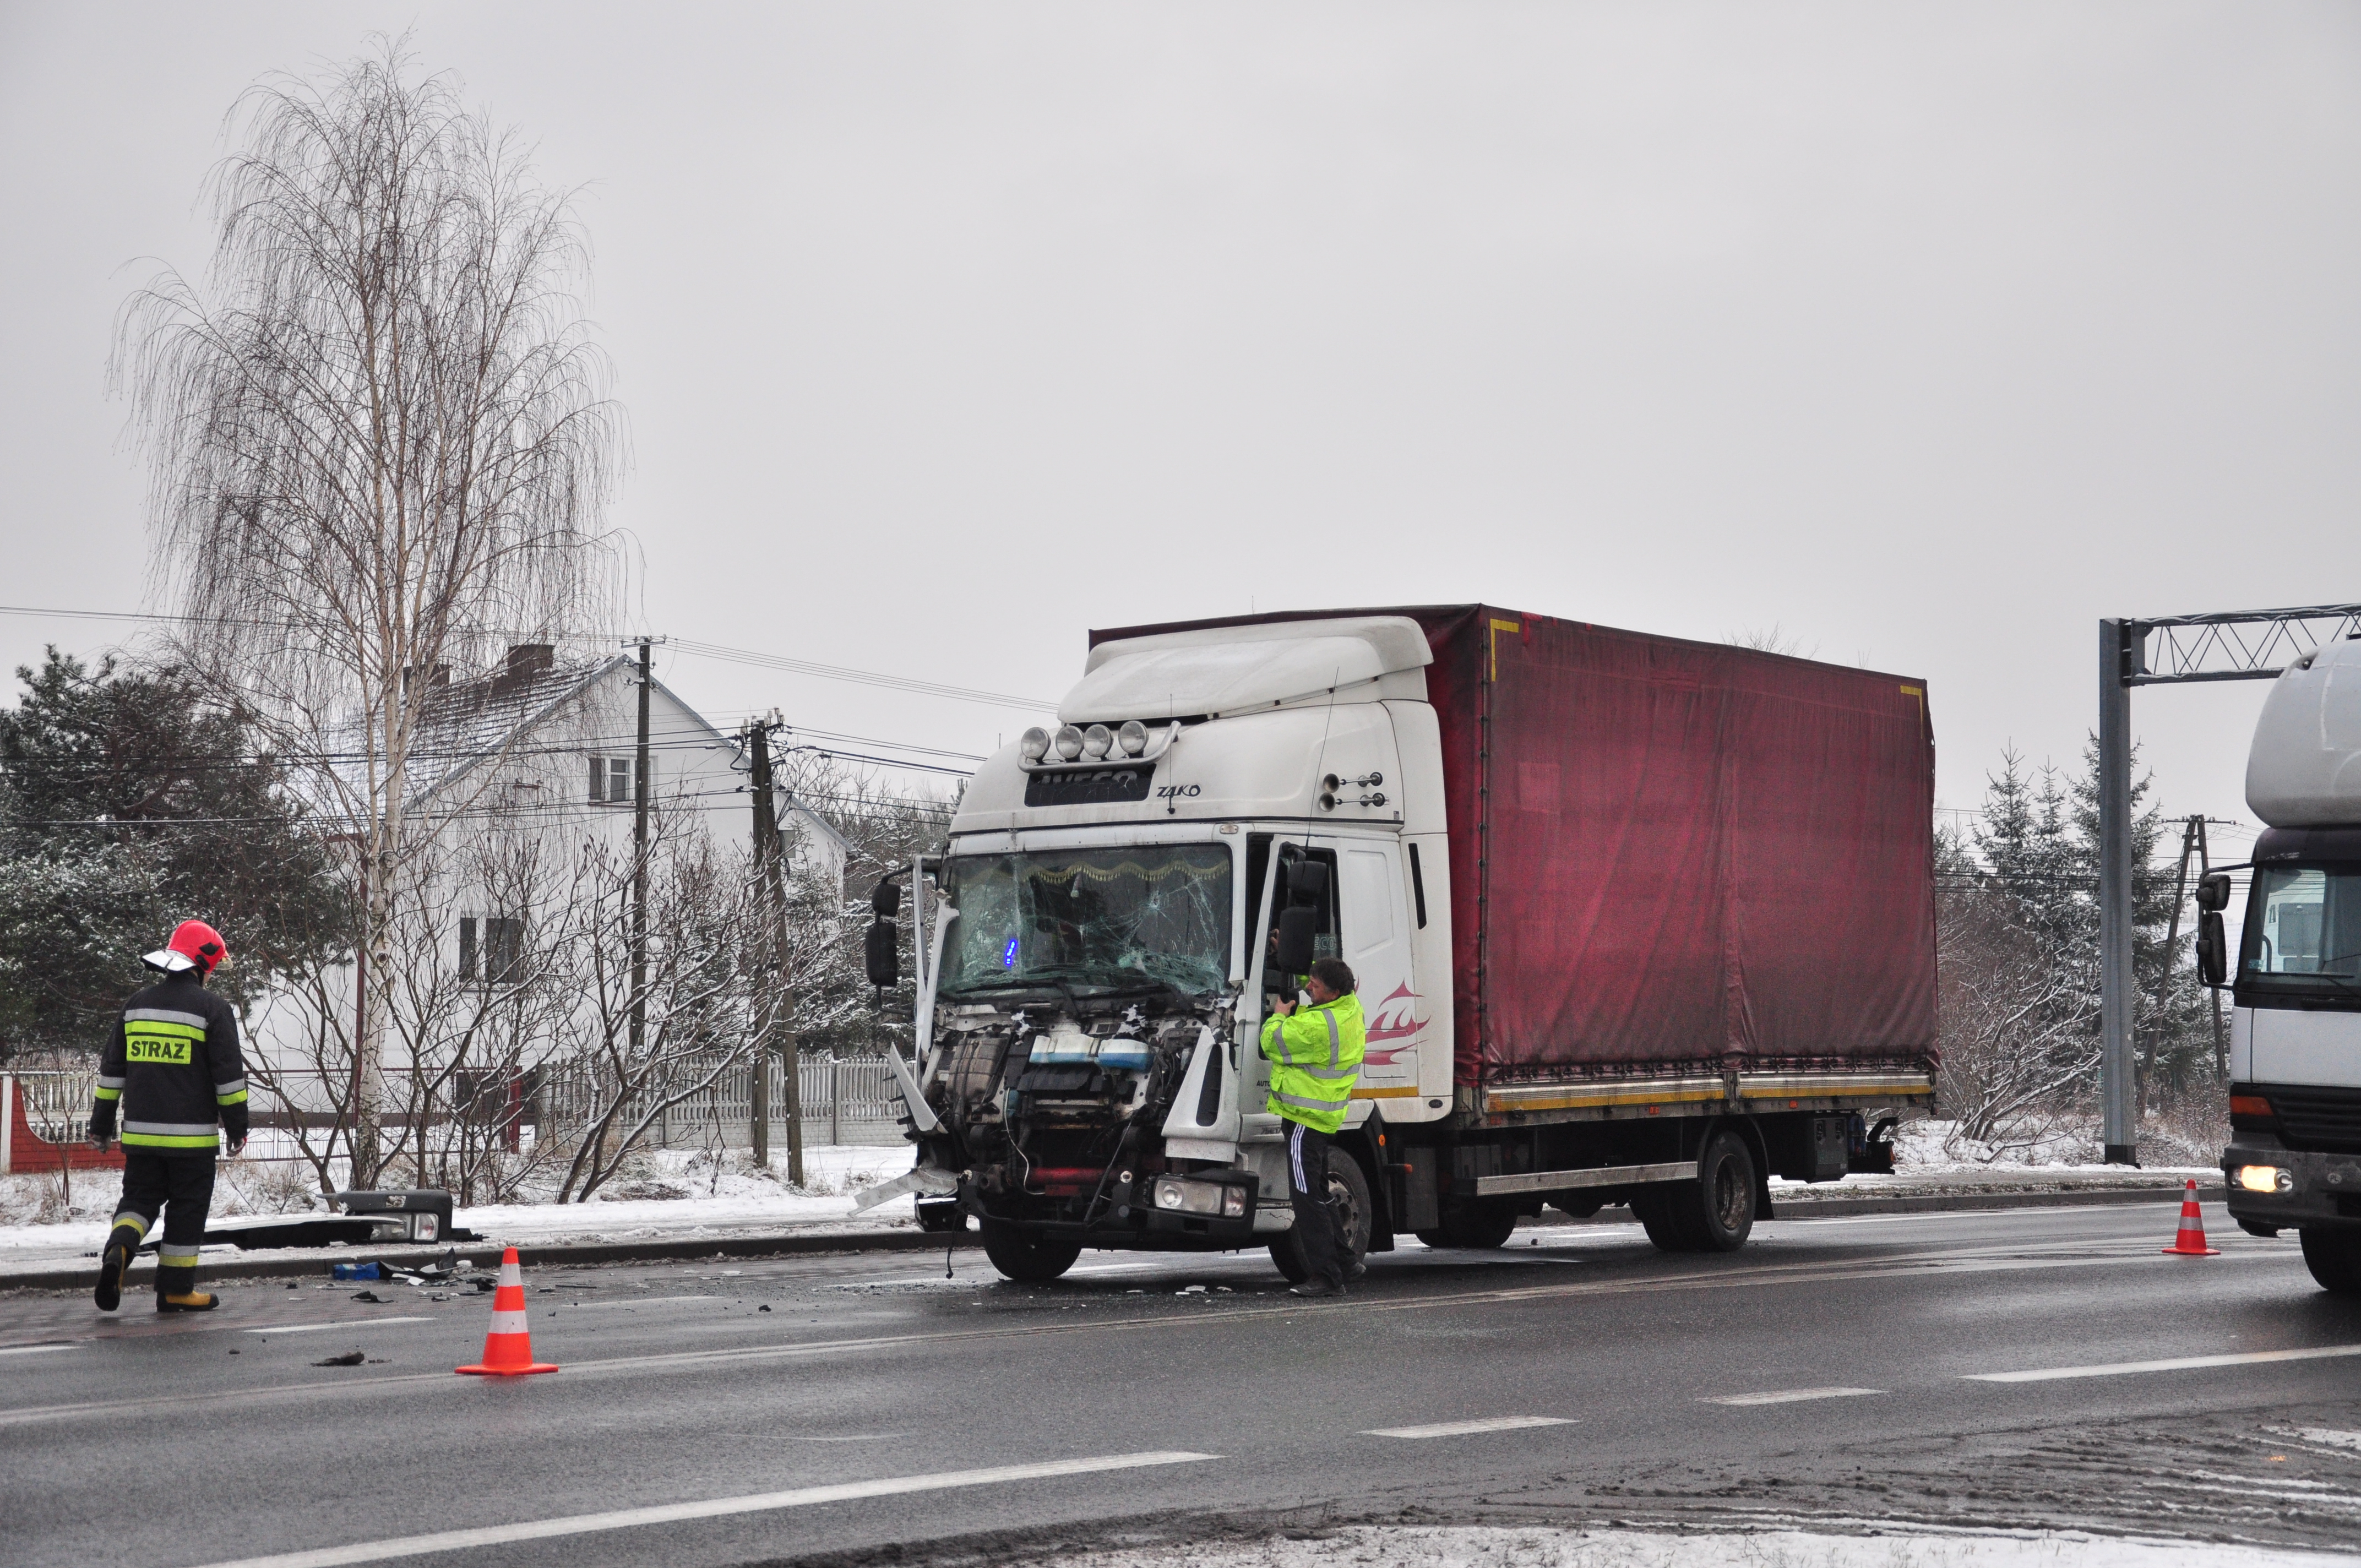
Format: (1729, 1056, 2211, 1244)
(89, 1101, 116, 1146)
(222, 1103, 250, 1150)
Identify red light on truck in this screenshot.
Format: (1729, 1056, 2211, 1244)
(2229, 1095, 2275, 1119)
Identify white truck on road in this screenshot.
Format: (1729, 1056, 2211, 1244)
(2213, 634, 2361, 1295)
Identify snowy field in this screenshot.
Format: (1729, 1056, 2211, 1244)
(1034, 1525, 2358, 1568)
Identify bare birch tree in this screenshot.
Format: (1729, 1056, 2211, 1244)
(112, 41, 621, 1183)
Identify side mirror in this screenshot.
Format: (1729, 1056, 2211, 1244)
(2195, 872, 2232, 913)
(1285, 860, 1329, 908)
(871, 878, 901, 917)
(2197, 909, 2227, 988)
(1274, 906, 1318, 975)
(864, 918, 900, 988)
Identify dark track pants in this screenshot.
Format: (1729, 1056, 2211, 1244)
(1286, 1120, 1343, 1287)
(110, 1153, 215, 1300)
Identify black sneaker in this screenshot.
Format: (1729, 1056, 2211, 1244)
(94, 1242, 130, 1313)
(1288, 1277, 1341, 1299)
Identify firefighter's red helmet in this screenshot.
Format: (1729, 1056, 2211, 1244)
(143, 919, 229, 977)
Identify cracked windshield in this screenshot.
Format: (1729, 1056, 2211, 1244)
(938, 844, 1233, 999)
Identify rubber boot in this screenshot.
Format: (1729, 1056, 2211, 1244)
(155, 1260, 215, 1312)
(93, 1223, 142, 1313)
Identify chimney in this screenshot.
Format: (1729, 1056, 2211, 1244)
(492, 644, 556, 696)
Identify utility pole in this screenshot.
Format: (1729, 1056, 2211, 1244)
(747, 716, 804, 1183)
(630, 639, 651, 1074)
(2143, 814, 2203, 1118)
(2096, 603, 2361, 1164)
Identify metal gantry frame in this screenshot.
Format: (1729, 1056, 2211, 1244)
(2098, 603, 2361, 1163)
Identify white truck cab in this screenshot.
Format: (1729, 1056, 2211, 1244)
(2216, 634, 2361, 1295)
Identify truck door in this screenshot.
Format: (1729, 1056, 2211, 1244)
(1338, 841, 1419, 1107)
(1238, 837, 1335, 1145)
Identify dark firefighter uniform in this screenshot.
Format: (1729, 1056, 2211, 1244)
(1259, 984, 1366, 1293)
(90, 966, 247, 1311)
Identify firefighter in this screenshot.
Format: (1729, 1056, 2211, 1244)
(89, 919, 247, 1313)
(1261, 956, 1366, 1298)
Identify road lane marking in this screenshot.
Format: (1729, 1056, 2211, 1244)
(1700, 1387, 1881, 1406)
(7, 1239, 2297, 1429)
(188, 1450, 1219, 1568)
(246, 1318, 434, 1335)
(1966, 1344, 2361, 1382)
(1363, 1416, 1574, 1438)
(558, 1295, 719, 1310)
(2287, 1428, 2361, 1452)
(0, 1343, 74, 1357)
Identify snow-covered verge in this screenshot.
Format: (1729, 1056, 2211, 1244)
(0, 1142, 921, 1269)
(1032, 1524, 2357, 1567)
(1884, 1116, 2219, 1177)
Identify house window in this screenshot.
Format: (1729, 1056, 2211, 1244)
(588, 754, 637, 804)
(459, 916, 527, 985)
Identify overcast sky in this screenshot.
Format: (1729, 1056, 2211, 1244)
(4, 3, 2356, 853)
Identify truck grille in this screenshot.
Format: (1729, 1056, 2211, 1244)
(2266, 1084, 2361, 1155)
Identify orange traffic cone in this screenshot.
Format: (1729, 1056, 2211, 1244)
(455, 1246, 558, 1375)
(2162, 1178, 2221, 1257)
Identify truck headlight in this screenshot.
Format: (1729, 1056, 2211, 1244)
(1020, 726, 1050, 762)
(1118, 720, 1149, 757)
(1083, 723, 1113, 760)
(1151, 1177, 1244, 1217)
(1054, 725, 1085, 760)
(2236, 1164, 2294, 1195)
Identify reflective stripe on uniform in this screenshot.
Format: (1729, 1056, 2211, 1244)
(110, 1212, 150, 1237)
(1276, 1091, 1350, 1114)
(215, 1078, 247, 1105)
(96, 1074, 126, 1088)
(123, 1120, 220, 1136)
(93, 1085, 121, 1101)
(121, 1134, 221, 1149)
(124, 1008, 209, 1029)
(156, 1246, 200, 1266)
(1322, 1009, 1339, 1067)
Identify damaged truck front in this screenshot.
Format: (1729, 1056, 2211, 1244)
(888, 838, 1266, 1282)
(867, 607, 1939, 1284)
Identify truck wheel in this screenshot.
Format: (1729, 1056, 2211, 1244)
(980, 1222, 1082, 1283)
(1269, 1150, 1374, 1282)
(1416, 1202, 1519, 1250)
(2300, 1228, 2361, 1297)
(1636, 1133, 1756, 1254)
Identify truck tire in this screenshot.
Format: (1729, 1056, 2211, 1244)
(1414, 1202, 1519, 1251)
(2300, 1228, 2361, 1297)
(1636, 1132, 1755, 1254)
(980, 1222, 1082, 1283)
(1269, 1150, 1374, 1283)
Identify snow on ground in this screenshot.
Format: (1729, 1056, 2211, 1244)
(0, 1142, 922, 1269)
(1035, 1525, 2358, 1568)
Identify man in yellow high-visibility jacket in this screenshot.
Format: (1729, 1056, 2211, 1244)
(1261, 956, 1365, 1297)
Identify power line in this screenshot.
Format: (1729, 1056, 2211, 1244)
(0, 602, 1057, 715)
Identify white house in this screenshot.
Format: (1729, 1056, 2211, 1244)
(246, 644, 850, 1102)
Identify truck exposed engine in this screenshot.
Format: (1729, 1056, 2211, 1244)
(2214, 635, 2361, 1295)
(865, 606, 1940, 1283)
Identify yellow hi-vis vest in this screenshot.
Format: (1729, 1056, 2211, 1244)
(1260, 992, 1365, 1135)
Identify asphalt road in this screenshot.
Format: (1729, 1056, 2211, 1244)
(4, 1203, 2359, 1567)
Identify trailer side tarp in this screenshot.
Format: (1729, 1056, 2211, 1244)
(1091, 605, 1939, 1087)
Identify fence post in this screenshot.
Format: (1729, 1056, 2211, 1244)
(829, 1060, 841, 1147)
(2, 1075, 13, 1176)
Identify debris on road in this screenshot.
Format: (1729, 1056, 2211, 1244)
(312, 1350, 365, 1367)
